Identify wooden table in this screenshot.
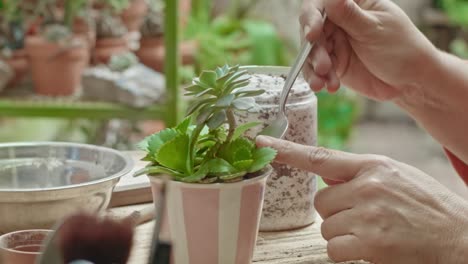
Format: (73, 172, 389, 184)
(111, 204, 366, 264)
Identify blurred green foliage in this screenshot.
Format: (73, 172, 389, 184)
(440, 0, 468, 26)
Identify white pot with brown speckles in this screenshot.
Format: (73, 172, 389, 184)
(235, 66, 318, 231)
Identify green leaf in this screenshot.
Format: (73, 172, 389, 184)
(185, 84, 205, 94)
(234, 146, 252, 161)
(232, 122, 261, 140)
(133, 166, 185, 179)
(137, 128, 179, 157)
(186, 98, 216, 115)
(199, 70, 217, 87)
(204, 158, 236, 175)
(180, 166, 209, 183)
(248, 147, 277, 173)
(176, 116, 192, 134)
(207, 110, 227, 130)
(155, 134, 190, 173)
(215, 94, 235, 108)
(233, 97, 256, 110)
(196, 106, 214, 125)
(219, 171, 247, 181)
(234, 89, 265, 98)
(218, 137, 255, 164)
(233, 159, 254, 171)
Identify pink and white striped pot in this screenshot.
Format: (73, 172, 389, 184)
(149, 166, 272, 264)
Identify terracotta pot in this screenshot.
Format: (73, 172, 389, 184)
(25, 36, 89, 96)
(136, 37, 197, 72)
(3, 49, 29, 88)
(73, 18, 97, 51)
(94, 37, 129, 64)
(149, 166, 272, 264)
(121, 0, 148, 32)
(0, 229, 51, 264)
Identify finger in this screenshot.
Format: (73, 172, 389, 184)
(327, 235, 366, 263)
(322, 177, 343, 186)
(324, 0, 374, 39)
(326, 67, 341, 93)
(300, 0, 326, 42)
(321, 209, 356, 240)
(310, 40, 332, 77)
(256, 136, 367, 181)
(315, 184, 356, 219)
(303, 63, 326, 92)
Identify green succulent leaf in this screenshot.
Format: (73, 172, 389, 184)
(176, 116, 192, 134)
(199, 70, 217, 88)
(180, 166, 209, 183)
(232, 97, 256, 110)
(186, 98, 216, 116)
(196, 106, 214, 125)
(207, 110, 227, 130)
(232, 122, 261, 140)
(248, 147, 277, 173)
(233, 159, 254, 171)
(204, 158, 236, 175)
(234, 89, 265, 98)
(219, 171, 247, 181)
(219, 137, 254, 164)
(155, 134, 190, 173)
(215, 94, 235, 108)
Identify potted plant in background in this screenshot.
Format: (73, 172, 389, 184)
(136, 65, 276, 263)
(25, 0, 89, 96)
(121, 0, 148, 33)
(0, 0, 29, 89)
(93, 2, 130, 64)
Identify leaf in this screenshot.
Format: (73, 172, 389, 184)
(186, 98, 216, 116)
(219, 171, 247, 181)
(234, 89, 265, 98)
(233, 97, 256, 110)
(232, 122, 261, 140)
(234, 146, 253, 161)
(185, 84, 205, 94)
(204, 158, 236, 175)
(226, 79, 250, 93)
(215, 94, 235, 108)
(196, 106, 214, 125)
(176, 116, 192, 134)
(248, 147, 277, 173)
(155, 134, 190, 173)
(199, 70, 217, 88)
(218, 137, 255, 164)
(133, 166, 185, 179)
(233, 159, 254, 171)
(180, 166, 209, 183)
(207, 110, 227, 130)
(137, 128, 179, 158)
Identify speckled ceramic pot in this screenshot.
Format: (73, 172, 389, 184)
(235, 66, 318, 231)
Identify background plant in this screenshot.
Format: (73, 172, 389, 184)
(0, 0, 24, 54)
(136, 65, 276, 183)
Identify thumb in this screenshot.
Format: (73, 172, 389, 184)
(256, 136, 368, 182)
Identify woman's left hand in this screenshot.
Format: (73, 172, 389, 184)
(256, 136, 468, 264)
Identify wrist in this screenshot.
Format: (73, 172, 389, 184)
(393, 48, 447, 113)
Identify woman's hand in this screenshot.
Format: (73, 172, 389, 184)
(301, 0, 439, 101)
(257, 135, 468, 263)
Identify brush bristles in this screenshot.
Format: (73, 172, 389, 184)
(58, 213, 134, 264)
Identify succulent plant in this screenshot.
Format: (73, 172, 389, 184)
(96, 12, 128, 38)
(136, 65, 277, 183)
(42, 24, 72, 43)
(108, 52, 139, 71)
(140, 8, 164, 38)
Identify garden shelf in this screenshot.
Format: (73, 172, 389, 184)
(0, 98, 166, 120)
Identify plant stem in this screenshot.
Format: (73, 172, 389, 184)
(165, 0, 181, 127)
(188, 124, 205, 173)
(64, 0, 73, 30)
(226, 108, 236, 143)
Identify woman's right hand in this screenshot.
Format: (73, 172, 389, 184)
(301, 0, 440, 102)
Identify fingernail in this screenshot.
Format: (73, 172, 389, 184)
(304, 25, 311, 36)
(256, 135, 273, 146)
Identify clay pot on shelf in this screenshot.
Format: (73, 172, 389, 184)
(2, 49, 29, 88)
(121, 0, 149, 33)
(93, 36, 129, 64)
(73, 17, 97, 51)
(136, 38, 196, 72)
(25, 36, 89, 96)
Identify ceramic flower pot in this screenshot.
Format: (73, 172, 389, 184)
(2, 49, 29, 89)
(149, 166, 272, 264)
(94, 37, 129, 64)
(25, 36, 89, 96)
(121, 0, 149, 32)
(136, 38, 197, 72)
(0, 229, 51, 264)
(73, 17, 97, 52)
